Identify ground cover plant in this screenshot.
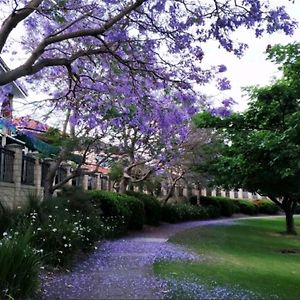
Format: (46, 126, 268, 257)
(154, 217, 300, 300)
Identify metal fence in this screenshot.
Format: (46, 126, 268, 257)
(21, 154, 35, 185)
(0, 147, 14, 182)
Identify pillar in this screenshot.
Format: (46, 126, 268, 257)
(96, 174, 101, 190)
(229, 190, 235, 199)
(28, 151, 43, 198)
(238, 188, 243, 199)
(6, 143, 23, 208)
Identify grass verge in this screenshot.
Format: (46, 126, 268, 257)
(154, 217, 300, 300)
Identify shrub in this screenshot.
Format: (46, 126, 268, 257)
(89, 190, 132, 236)
(126, 191, 161, 226)
(59, 186, 95, 215)
(27, 196, 105, 266)
(253, 199, 280, 215)
(234, 199, 258, 215)
(161, 203, 207, 223)
(90, 191, 145, 230)
(205, 205, 221, 219)
(118, 194, 145, 230)
(199, 196, 235, 217)
(189, 195, 198, 206)
(0, 231, 40, 299)
(29, 208, 104, 266)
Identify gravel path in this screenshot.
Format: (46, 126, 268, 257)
(38, 217, 263, 299)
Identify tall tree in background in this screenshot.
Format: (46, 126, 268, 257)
(194, 43, 300, 235)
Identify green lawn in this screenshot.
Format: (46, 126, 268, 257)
(154, 217, 300, 300)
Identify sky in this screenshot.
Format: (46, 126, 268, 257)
(201, 0, 300, 112)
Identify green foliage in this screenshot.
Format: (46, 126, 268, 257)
(234, 199, 258, 215)
(189, 195, 198, 206)
(199, 196, 235, 217)
(0, 231, 41, 299)
(205, 205, 222, 218)
(0, 202, 20, 236)
(126, 191, 162, 226)
(194, 44, 300, 232)
(89, 190, 130, 235)
(120, 195, 145, 230)
(161, 203, 208, 223)
(253, 199, 280, 215)
(89, 190, 146, 233)
(26, 195, 105, 266)
(108, 162, 124, 182)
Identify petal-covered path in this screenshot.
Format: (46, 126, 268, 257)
(38, 218, 261, 299)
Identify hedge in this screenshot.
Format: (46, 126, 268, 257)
(126, 191, 162, 226)
(199, 196, 235, 217)
(161, 203, 208, 223)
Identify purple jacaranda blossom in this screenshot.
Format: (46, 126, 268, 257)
(217, 78, 231, 91)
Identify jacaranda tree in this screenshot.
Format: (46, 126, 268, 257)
(0, 1, 297, 198)
(194, 43, 300, 235)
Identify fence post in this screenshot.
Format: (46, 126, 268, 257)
(6, 143, 23, 208)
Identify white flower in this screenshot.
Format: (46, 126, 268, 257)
(65, 208, 68, 211)
(55, 206, 58, 209)
(37, 228, 41, 231)
(52, 228, 57, 232)
(3, 232, 7, 236)
(63, 236, 66, 240)
(64, 244, 68, 247)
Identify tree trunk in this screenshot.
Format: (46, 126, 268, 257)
(163, 186, 174, 204)
(43, 178, 54, 201)
(119, 177, 129, 194)
(284, 210, 297, 235)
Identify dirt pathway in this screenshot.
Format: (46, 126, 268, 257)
(38, 217, 261, 299)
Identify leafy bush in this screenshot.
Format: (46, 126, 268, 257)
(161, 203, 207, 223)
(59, 186, 95, 215)
(0, 231, 40, 299)
(126, 191, 161, 226)
(16, 195, 105, 267)
(90, 190, 145, 231)
(189, 195, 198, 206)
(119, 194, 145, 230)
(253, 199, 280, 215)
(199, 196, 235, 217)
(234, 199, 258, 215)
(205, 205, 222, 218)
(89, 190, 130, 235)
